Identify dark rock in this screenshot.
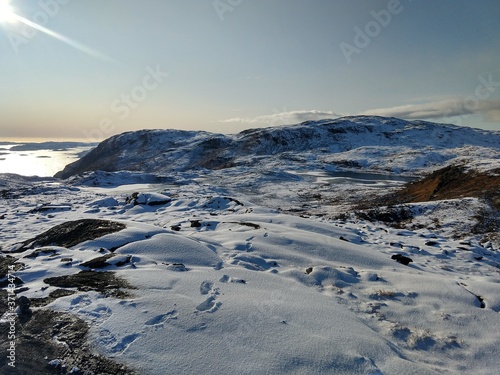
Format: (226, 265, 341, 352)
(339, 236, 349, 242)
(126, 192, 171, 206)
(228, 221, 260, 230)
(0, 276, 23, 288)
(115, 255, 132, 267)
(391, 254, 413, 266)
(29, 205, 72, 213)
(13, 219, 126, 253)
(477, 295, 486, 308)
(24, 248, 59, 259)
(0, 309, 138, 374)
(31, 289, 77, 308)
(390, 242, 404, 248)
(16, 296, 31, 315)
(305, 267, 313, 274)
(170, 225, 181, 231)
(44, 270, 134, 298)
(190, 220, 202, 228)
(163, 263, 189, 272)
(425, 241, 440, 246)
(0, 256, 22, 279)
(80, 254, 116, 269)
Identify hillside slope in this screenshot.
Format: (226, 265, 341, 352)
(55, 116, 500, 179)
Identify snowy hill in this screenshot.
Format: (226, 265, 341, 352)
(55, 116, 500, 179)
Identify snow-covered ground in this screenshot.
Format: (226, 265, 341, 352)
(1, 170, 499, 374)
(1, 117, 499, 374)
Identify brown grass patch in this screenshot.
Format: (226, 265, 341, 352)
(378, 165, 500, 208)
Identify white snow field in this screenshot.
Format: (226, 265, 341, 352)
(1, 176, 499, 375)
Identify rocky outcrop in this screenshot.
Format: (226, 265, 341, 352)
(13, 219, 126, 253)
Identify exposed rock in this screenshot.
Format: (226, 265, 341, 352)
(126, 192, 171, 206)
(43, 270, 134, 298)
(24, 248, 60, 259)
(0, 276, 23, 288)
(16, 296, 31, 315)
(190, 220, 202, 228)
(425, 241, 440, 247)
(0, 255, 23, 279)
(80, 254, 116, 269)
(163, 263, 189, 272)
(0, 309, 138, 374)
(391, 254, 413, 266)
(227, 221, 261, 229)
(81, 254, 133, 269)
(13, 219, 126, 253)
(31, 289, 77, 308)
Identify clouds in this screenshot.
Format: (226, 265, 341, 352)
(218, 97, 500, 131)
(364, 98, 500, 122)
(219, 110, 341, 126)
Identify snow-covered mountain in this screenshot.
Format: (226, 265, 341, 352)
(55, 116, 500, 179)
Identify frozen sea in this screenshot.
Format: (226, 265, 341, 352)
(0, 142, 95, 177)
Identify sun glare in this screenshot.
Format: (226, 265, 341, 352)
(0, 0, 16, 23)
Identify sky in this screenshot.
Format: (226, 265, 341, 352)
(0, 0, 499, 141)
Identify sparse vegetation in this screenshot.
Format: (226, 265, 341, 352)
(371, 289, 396, 299)
(407, 328, 436, 349)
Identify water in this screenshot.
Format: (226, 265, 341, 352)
(295, 170, 415, 187)
(0, 143, 94, 177)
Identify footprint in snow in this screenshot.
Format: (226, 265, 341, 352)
(196, 296, 221, 313)
(200, 281, 213, 295)
(111, 333, 141, 354)
(144, 310, 178, 326)
(197, 281, 221, 312)
(219, 274, 246, 284)
(69, 294, 93, 307)
(99, 329, 141, 355)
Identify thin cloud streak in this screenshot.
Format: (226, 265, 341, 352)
(219, 110, 341, 126)
(364, 98, 500, 122)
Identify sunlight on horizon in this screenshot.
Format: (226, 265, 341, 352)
(0, 146, 92, 177)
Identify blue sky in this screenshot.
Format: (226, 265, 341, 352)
(0, 0, 499, 141)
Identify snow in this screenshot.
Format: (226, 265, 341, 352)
(2, 176, 499, 375)
(2, 117, 500, 374)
